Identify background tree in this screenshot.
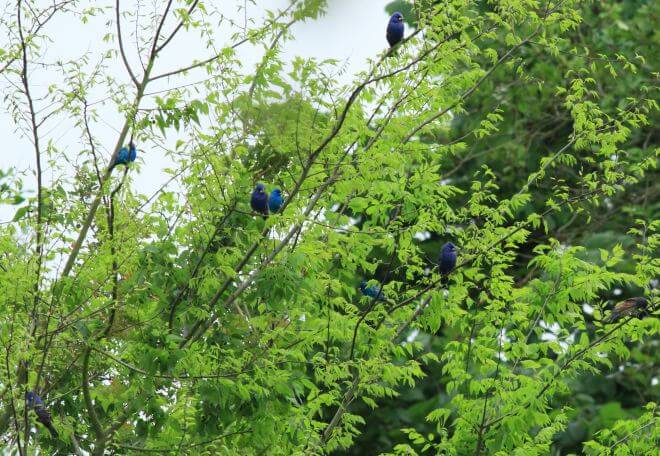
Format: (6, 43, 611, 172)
(0, 0, 657, 454)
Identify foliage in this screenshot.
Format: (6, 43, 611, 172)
(0, 0, 657, 455)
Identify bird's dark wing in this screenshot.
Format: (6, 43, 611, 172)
(35, 407, 58, 438)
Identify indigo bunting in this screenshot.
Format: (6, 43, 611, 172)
(250, 183, 269, 216)
(112, 143, 137, 170)
(606, 297, 649, 323)
(360, 280, 386, 301)
(25, 391, 58, 438)
(269, 188, 284, 214)
(114, 146, 130, 167)
(438, 242, 457, 277)
(386, 12, 405, 47)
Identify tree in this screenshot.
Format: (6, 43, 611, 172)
(0, 0, 656, 454)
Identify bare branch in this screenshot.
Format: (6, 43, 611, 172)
(116, 0, 139, 87)
(154, 0, 200, 54)
(149, 4, 297, 82)
(115, 0, 140, 87)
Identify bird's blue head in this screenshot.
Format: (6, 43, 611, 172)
(390, 12, 403, 24)
(442, 242, 457, 254)
(360, 280, 368, 291)
(271, 188, 281, 196)
(25, 391, 40, 406)
(255, 183, 266, 194)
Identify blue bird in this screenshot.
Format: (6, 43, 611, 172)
(250, 183, 269, 216)
(115, 146, 130, 165)
(128, 141, 137, 162)
(386, 12, 405, 47)
(26, 391, 58, 438)
(269, 188, 284, 214)
(360, 280, 386, 301)
(438, 242, 458, 277)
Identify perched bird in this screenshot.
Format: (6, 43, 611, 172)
(386, 12, 405, 47)
(360, 280, 386, 301)
(250, 183, 269, 216)
(112, 143, 137, 170)
(438, 242, 458, 278)
(269, 188, 284, 214)
(605, 297, 649, 323)
(25, 391, 58, 438)
(114, 146, 130, 167)
(128, 141, 137, 162)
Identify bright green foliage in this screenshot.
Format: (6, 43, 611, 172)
(0, 0, 657, 455)
(582, 402, 658, 455)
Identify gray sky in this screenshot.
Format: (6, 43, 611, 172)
(0, 0, 392, 221)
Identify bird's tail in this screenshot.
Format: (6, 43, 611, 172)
(44, 421, 59, 438)
(386, 47, 399, 58)
(110, 157, 122, 172)
(604, 309, 622, 323)
(110, 161, 131, 177)
(440, 274, 449, 288)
